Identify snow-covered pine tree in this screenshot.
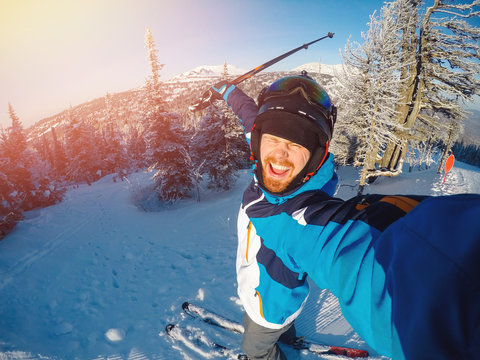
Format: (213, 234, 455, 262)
(338, 0, 479, 189)
(0, 133, 16, 217)
(1, 103, 36, 207)
(1, 104, 62, 213)
(99, 123, 129, 180)
(144, 111, 193, 202)
(64, 107, 102, 185)
(0, 138, 23, 238)
(50, 126, 67, 179)
(144, 27, 164, 110)
(223, 61, 229, 80)
(379, 0, 480, 172)
(190, 105, 247, 191)
(338, 1, 412, 189)
(142, 27, 193, 202)
(101, 93, 129, 179)
(125, 123, 147, 169)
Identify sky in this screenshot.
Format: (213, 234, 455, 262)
(0, 0, 479, 129)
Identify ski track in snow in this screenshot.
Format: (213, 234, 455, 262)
(0, 163, 478, 360)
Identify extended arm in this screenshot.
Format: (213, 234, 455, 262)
(260, 192, 480, 359)
(211, 82, 258, 144)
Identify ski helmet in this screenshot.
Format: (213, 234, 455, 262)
(251, 72, 337, 194)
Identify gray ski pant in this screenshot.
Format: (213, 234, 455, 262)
(241, 313, 296, 360)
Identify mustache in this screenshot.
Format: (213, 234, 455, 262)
(262, 156, 294, 170)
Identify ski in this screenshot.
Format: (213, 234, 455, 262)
(182, 302, 369, 358)
(182, 301, 244, 334)
(165, 323, 231, 358)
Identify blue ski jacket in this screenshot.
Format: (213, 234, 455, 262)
(223, 85, 480, 359)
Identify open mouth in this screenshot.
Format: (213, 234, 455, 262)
(268, 162, 291, 177)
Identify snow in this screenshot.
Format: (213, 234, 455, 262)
(0, 162, 479, 359)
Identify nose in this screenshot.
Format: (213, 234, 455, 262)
(272, 143, 289, 158)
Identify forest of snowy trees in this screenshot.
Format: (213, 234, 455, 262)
(1, 0, 479, 238)
(333, 0, 480, 190)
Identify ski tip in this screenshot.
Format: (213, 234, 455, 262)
(329, 346, 369, 358)
(165, 324, 176, 334)
(182, 302, 190, 311)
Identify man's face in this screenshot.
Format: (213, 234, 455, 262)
(260, 133, 310, 193)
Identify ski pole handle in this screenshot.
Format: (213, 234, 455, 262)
(189, 88, 215, 112)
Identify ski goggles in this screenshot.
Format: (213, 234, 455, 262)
(256, 76, 337, 139)
(257, 76, 334, 117)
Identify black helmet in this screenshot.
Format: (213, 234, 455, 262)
(251, 72, 337, 194)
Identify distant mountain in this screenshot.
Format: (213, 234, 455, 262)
(28, 61, 478, 150)
(292, 62, 344, 77)
(167, 64, 248, 83)
(166, 62, 342, 83)
(24, 62, 341, 144)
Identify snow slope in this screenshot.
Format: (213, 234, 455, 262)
(0, 162, 479, 360)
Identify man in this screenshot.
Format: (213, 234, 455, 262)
(210, 74, 480, 360)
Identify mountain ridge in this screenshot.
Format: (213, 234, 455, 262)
(26, 62, 479, 147)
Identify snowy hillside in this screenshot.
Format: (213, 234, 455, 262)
(0, 162, 479, 360)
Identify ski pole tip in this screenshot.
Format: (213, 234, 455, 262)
(328, 32, 334, 38)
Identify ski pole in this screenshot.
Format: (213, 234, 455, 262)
(189, 32, 334, 112)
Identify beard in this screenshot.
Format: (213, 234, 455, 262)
(261, 157, 296, 193)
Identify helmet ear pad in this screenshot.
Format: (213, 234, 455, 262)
(250, 110, 329, 195)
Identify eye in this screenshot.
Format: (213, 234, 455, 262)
(263, 135, 278, 144)
(289, 143, 303, 150)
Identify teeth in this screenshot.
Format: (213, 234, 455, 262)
(271, 163, 289, 171)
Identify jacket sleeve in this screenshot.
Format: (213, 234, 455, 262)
(224, 86, 258, 144)
(282, 193, 480, 359)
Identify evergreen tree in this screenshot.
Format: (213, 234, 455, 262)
(144, 111, 193, 202)
(339, 1, 411, 189)
(223, 61, 229, 80)
(142, 26, 193, 201)
(101, 93, 129, 178)
(144, 27, 164, 110)
(125, 123, 147, 169)
(99, 122, 129, 179)
(338, 0, 479, 188)
(379, 0, 480, 172)
(0, 136, 15, 216)
(0, 104, 62, 214)
(51, 126, 67, 178)
(1, 103, 36, 206)
(64, 107, 102, 185)
(191, 105, 249, 191)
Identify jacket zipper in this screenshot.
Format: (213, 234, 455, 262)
(246, 221, 252, 262)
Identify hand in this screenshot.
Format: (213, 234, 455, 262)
(189, 81, 233, 112)
(210, 81, 232, 101)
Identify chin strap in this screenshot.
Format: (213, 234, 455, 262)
(302, 141, 329, 183)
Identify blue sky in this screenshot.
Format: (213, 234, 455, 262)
(0, 0, 478, 128)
